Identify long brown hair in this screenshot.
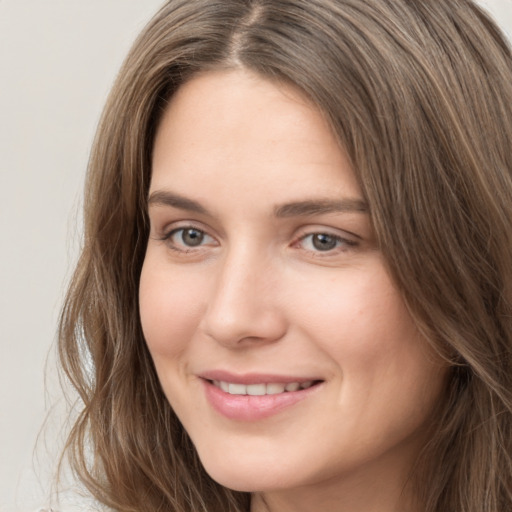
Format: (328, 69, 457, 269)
(58, 1, 512, 510)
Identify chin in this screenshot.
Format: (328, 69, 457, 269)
(199, 454, 296, 493)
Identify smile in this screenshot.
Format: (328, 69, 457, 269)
(211, 380, 316, 395)
(201, 376, 323, 421)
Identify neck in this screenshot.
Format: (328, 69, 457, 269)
(249, 454, 422, 512)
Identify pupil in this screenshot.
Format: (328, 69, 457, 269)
(312, 234, 337, 251)
(182, 229, 204, 246)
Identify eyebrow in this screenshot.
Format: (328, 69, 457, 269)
(147, 190, 369, 217)
(148, 190, 209, 215)
(274, 198, 368, 217)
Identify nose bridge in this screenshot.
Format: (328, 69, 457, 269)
(201, 241, 286, 347)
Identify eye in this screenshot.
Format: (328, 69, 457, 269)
(298, 232, 356, 253)
(165, 227, 216, 250)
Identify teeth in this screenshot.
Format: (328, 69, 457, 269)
(266, 383, 286, 394)
(213, 380, 316, 395)
(247, 383, 266, 396)
(228, 383, 246, 395)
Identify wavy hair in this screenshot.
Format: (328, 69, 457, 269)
(58, 0, 512, 510)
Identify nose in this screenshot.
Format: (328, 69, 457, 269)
(200, 248, 287, 348)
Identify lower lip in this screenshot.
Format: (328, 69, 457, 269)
(201, 380, 322, 421)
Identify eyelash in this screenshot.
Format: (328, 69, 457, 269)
(295, 232, 358, 255)
(160, 226, 217, 253)
(160, 225, 358, 257)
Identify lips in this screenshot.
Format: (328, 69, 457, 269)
(199, 371, 323, 421)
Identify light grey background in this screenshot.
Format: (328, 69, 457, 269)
(1, 1, 511, 511)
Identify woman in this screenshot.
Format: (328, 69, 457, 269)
(58, 0, 512, 511)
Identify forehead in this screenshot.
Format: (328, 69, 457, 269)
(151, 69, 362, 209)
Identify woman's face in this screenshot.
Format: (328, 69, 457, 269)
(140, 69, 447, 503)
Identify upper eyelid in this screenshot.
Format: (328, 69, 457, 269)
(295, 232, 358, 249)
(294, 224, 362, 242)
(298, 232, 351, 242)
(159, 227, 218, 255)
(148, 204, 365, 232)
(157, 220, 214, 237)
(165, 226, 215, 242)
(153, 218, 362, 246)
(149, 210, 225, 236)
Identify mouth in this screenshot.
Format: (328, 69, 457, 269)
(208, 379, 321, 396)
(200, 374, 324, 421)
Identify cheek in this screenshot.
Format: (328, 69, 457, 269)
(293, 263, 443, 403)
(292, 263, 415, 359)
(139, 256, 205, 358)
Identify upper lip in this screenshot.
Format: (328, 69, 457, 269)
(199, 370, 323, 385)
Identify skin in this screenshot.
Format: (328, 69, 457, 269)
(139, 69, 448, 512)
